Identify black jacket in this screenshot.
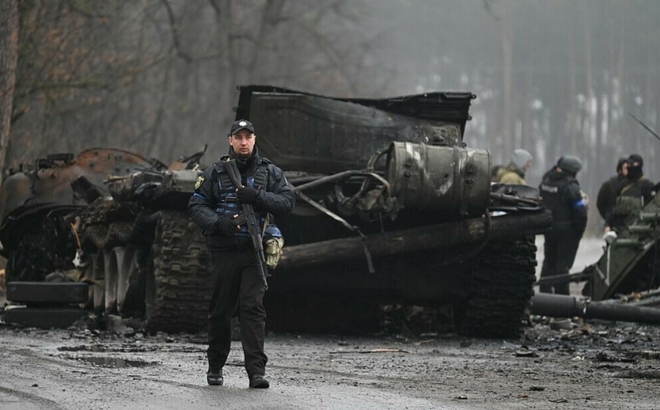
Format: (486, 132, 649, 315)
(188, 148, 295, 252)
(596, 174, 626, 221)
(539, 169, 587, 235)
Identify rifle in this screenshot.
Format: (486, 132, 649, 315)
(223, 159, 269, 290)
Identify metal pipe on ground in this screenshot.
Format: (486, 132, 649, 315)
(530, 293, 660, 325)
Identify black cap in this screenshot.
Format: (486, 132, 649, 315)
(229, 119, 255, 136)
(628, 154, 643, 167)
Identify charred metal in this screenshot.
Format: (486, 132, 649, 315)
(0, 86, 551, 337)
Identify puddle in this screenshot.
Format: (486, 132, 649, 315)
(76, 356, 154, 368)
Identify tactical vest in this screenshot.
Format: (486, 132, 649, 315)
(213, 162, 282, 238)
(540, 176, 574, 225)
(612, 179, 647, 218)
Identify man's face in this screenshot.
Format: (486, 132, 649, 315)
(621, 162, 629, 176)
(229, 129, 256, 158)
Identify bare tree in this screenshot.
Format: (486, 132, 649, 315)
(0, 0, 19, 184)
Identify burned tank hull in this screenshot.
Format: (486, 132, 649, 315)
(0, 149, 212, 333)
(234, 86, 551, 337)
(0, 149, 158, 283)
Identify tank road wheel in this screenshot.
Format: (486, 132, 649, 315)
(457, 237, 537, 338)
(5, 216, 74, 283)
(145, 211, 211, 333)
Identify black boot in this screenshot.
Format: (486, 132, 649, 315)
(249, 374, 269, 389)
(207, 367, 223, 386)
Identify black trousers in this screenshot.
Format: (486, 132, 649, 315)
(207, 249, 267, 377)
(540, 228, 582, 295)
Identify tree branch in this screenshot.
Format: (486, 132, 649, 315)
(160, 0, 192, 63)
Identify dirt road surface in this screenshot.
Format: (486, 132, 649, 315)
(1, 316, 659, 410)
(2, 237, 659, 410)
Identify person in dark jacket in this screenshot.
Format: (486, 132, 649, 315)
(606, 154, 655, 233)
(539, 155, 587, 295)
(188, 119, 295, 388)
(540, 156, 563, 182)
(596, 157, 628, 223)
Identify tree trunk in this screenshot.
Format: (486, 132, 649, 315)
(522, 64, 533, 153)
(568, 32, 577, 154)
(501, 17, 514, 158)
(615, 5, 626, 154)
(645, 46, 654, 179)
(0, 0, 19, 186)
(583, 1, 593, 154)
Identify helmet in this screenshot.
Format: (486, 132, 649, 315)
(558, 155, 582, 175)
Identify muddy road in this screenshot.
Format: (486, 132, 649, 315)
(1, 237, 659, 409)
(1, 317, 659, 410)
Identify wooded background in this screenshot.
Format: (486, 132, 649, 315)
(1, 0, 658, 233)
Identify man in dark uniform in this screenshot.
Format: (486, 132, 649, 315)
(596, 157, 628, 224)
(539, 155, 588, 295)
(606, 154, 655, 233)
(188, 119, 295, 388)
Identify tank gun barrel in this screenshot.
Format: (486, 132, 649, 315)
(530, 293, 660, 325)
(278, 210, 552, 270)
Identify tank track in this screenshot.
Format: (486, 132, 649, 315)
(458, 236, 537, 338)
(145, 211, 212, 333)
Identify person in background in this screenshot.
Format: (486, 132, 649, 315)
(606, 154, 655, 233)
(497, 149, 533, 185)
(491, 164, 505, 183)
(596, 157, 628, 224)
(539, 155, 587, 295)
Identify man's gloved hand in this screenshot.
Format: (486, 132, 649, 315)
(236, 186, 258, 204)
(215, 216, 239, 236)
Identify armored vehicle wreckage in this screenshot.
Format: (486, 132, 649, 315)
(0, 85, 552, 337)
(571, 192, 660, 302)
(535, 181, 660, 304)
(530, 192, 660, 325)
(0, 149, 210, 332)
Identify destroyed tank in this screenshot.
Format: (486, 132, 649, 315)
(0, 85, 552, 338)
(232, 85, 552, 337)
(0, 148, 211, 332)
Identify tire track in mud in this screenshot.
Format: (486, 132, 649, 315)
(0, 385, 66, 410)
